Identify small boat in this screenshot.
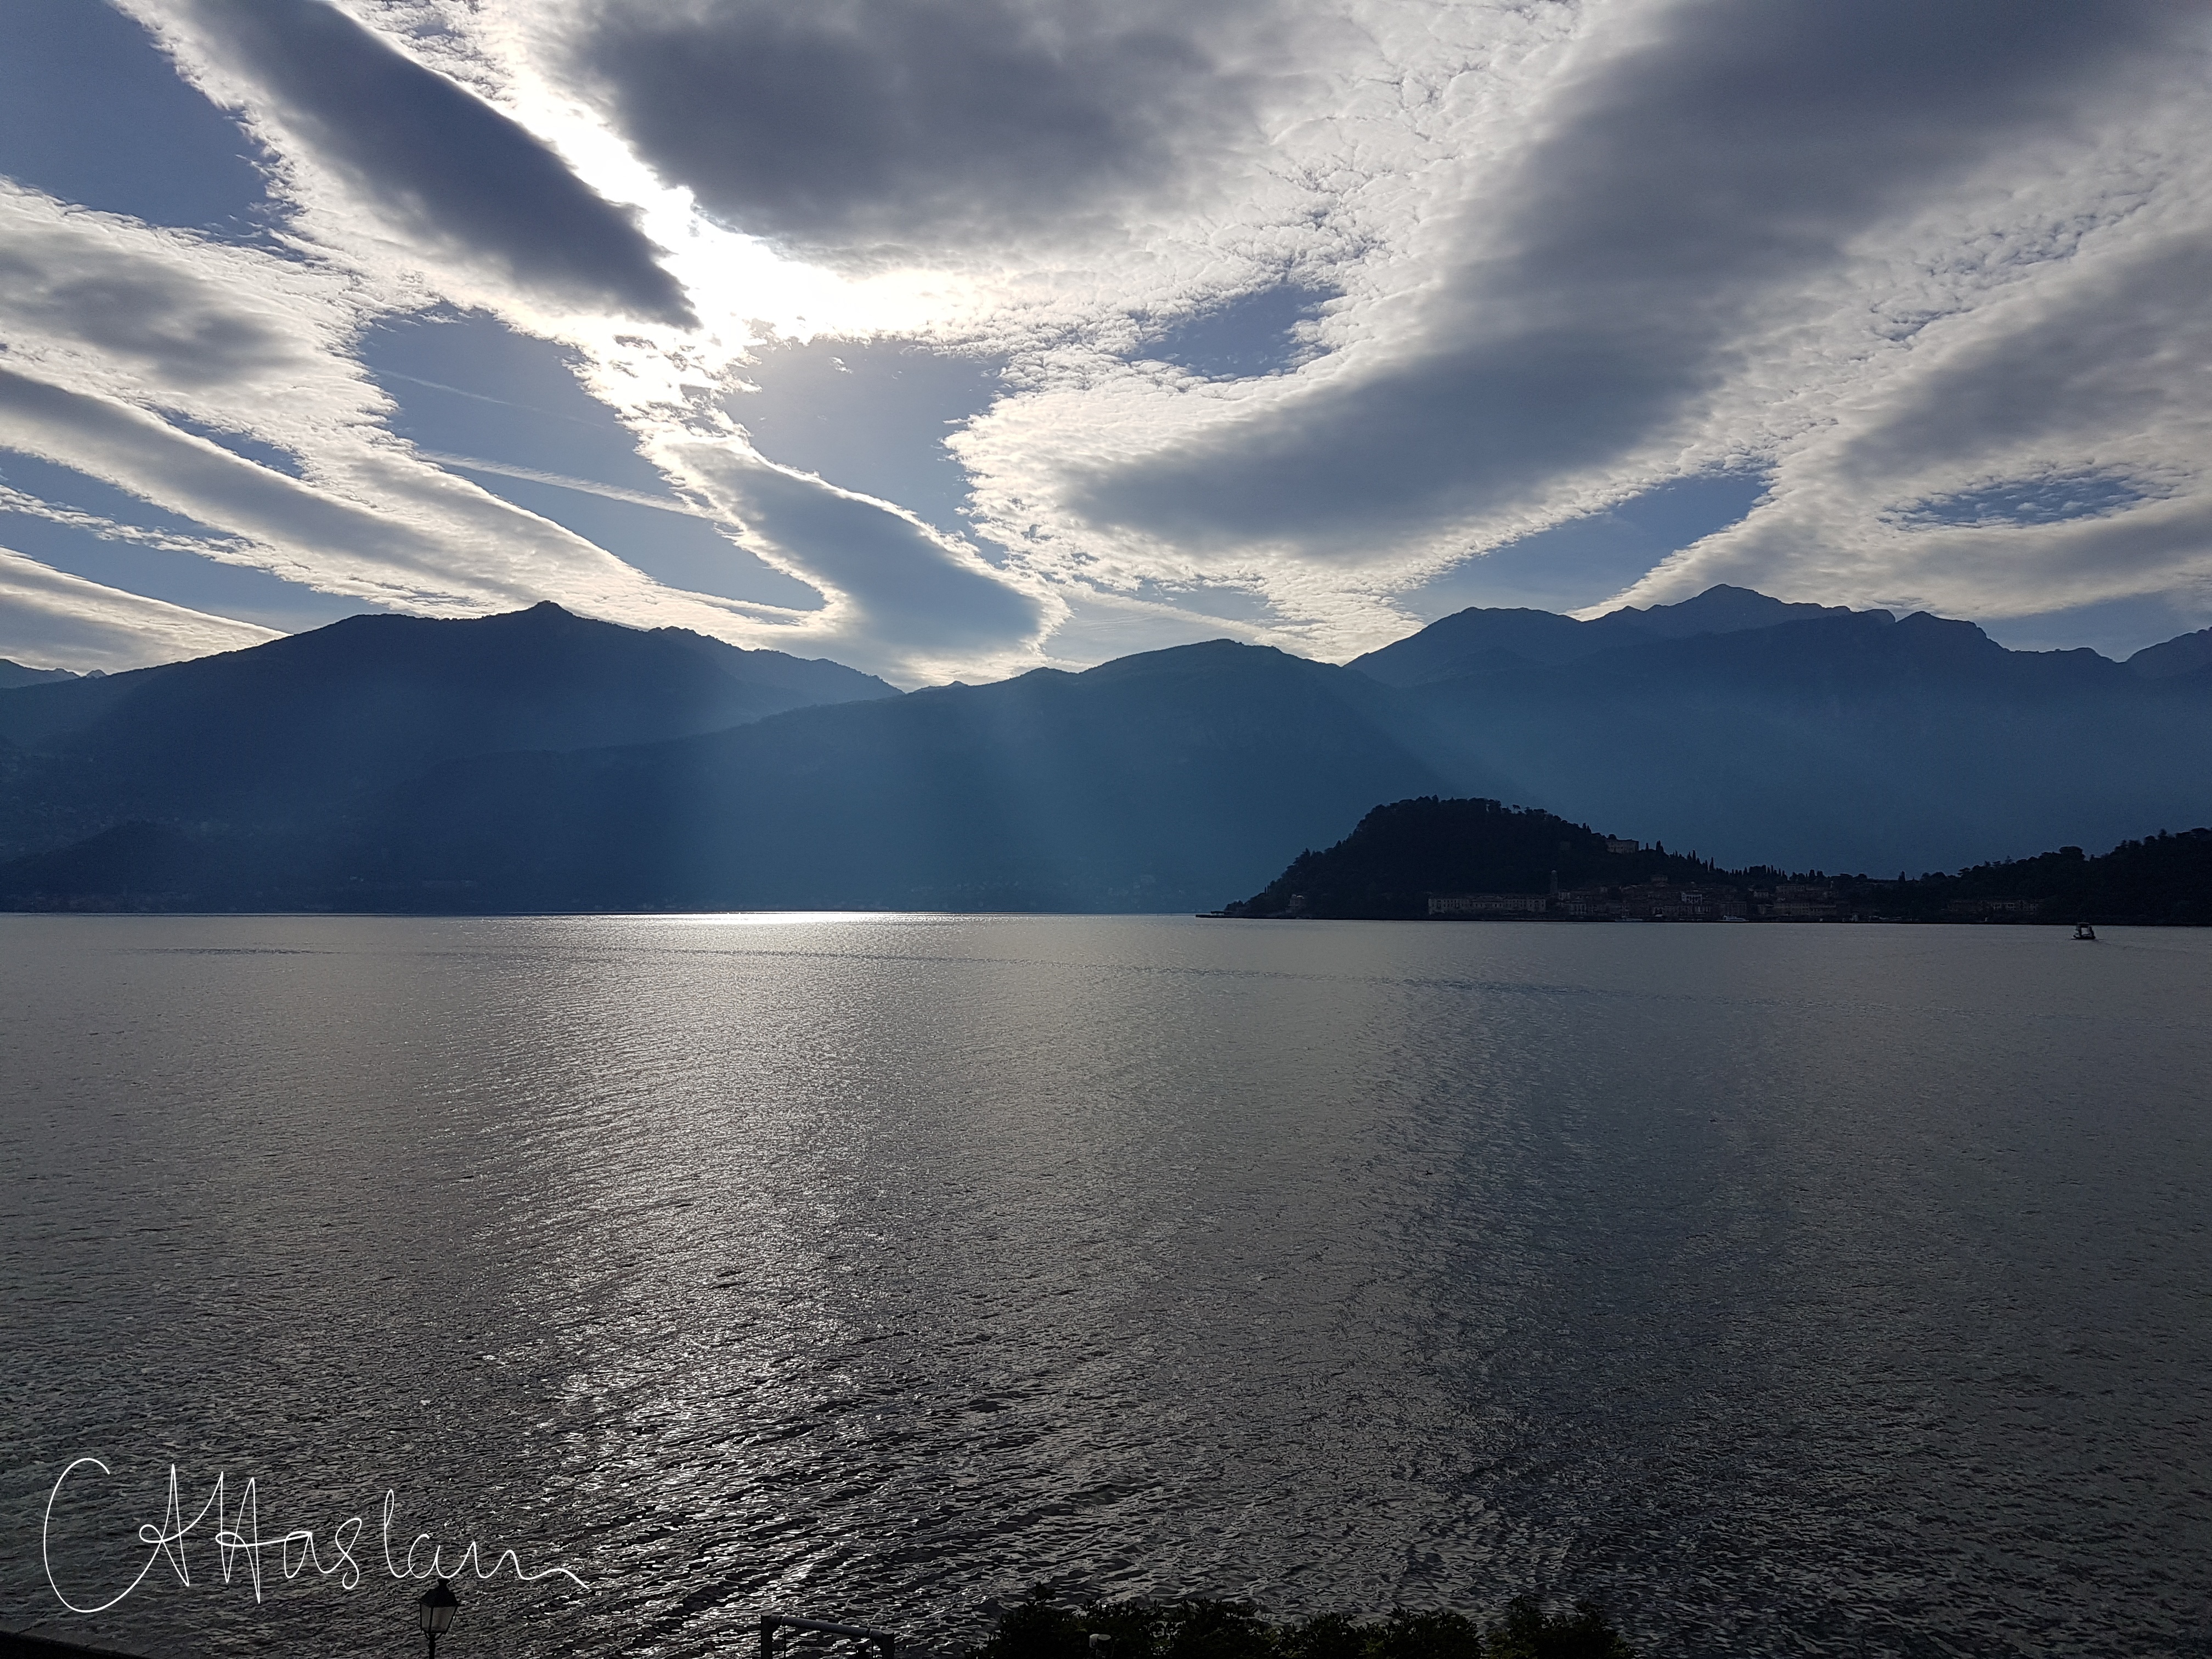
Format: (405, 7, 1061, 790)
(2073, 923, 2097, 941)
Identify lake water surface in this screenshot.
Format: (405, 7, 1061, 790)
(2, 916, 2208, 1659)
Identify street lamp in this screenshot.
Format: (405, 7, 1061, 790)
(418, 1577, 460, 1659)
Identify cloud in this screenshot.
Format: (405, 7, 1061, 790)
(1059, 0, 2198, 566)
(0, 180, 361, 424)
(0, 363, 883, 642)
(1833, 237, 2212, 493)
(0, 356, 1048, 679)
(13, 0, 2212, 674)
(563, 0, 1270, 259)
(1621, 225, 2212, 620)
(661, 445, 1051, 682)
(0, 543, 278, 671)
(0, 477, 255, 562)
(0, 179, 1047, 680)
(0, 365, 541, 603)
(159, 0, 694, 324)
(0, 240, 304, 394)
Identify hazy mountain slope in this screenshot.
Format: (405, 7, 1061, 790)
(1347, 607, 1602, 681)
(646, 624, 899, 706)
(0, 657, 80, 689)
(1350, 584, 1871, 686)
(340, 640, 1475, 913)
(1403, 610, 2212, 871)
(0, 603, 896, 859)
(7, 590, 2212, 913)
(2128, 627, 2212, 680)
(0, 641, 1474, 913)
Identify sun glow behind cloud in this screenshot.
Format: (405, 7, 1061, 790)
(1, 0, 2209, 676)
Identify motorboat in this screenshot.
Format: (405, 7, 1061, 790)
(2073, 923, 2097, 941)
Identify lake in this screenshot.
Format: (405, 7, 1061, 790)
(2, 915, 2208, 1659)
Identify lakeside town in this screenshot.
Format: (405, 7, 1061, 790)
(1424, 865, 2033, 923)
(1225, 800, 2212, 925)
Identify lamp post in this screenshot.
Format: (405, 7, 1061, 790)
(418, 1577, 459, 1659)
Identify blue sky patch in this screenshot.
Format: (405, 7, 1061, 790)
(0, 448, 370, 632)
(1147, 285, 1335, 381)
(730, 338, 1003, 546)
(1897, 471, 2152, 529)
(0, 0, 272, 235)
(1406, 471, 1771, 619)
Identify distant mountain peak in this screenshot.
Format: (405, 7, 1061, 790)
(476, 599, 591, 629)
(1083, 637, 1278, 672)
(1351, 585, 1908, 687)
(0, 657, 81, 690)
(0, 602, 898, 860)
(1593, 584, 1872, 639)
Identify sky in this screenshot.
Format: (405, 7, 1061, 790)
(1, 0, 2209, 682)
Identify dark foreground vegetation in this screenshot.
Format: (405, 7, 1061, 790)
(972, 1593, 1631, 1659)
(1225, 797, 2212, 924)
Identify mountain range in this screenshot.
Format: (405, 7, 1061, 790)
(2, 587, 2209, 913)
(0, 603, 893, 861)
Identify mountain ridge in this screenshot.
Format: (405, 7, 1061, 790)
(1, 637, 1464, 912)
(1347, 584, 1886, 685)
(0, 656, 81, 690)
(3, 586, 2210, 911)
(0, 601, 896, 861)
